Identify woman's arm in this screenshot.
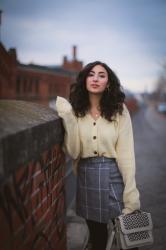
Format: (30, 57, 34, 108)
(55, 96, 80, 159)
(116, 105, 140, 214)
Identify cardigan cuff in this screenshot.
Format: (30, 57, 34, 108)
(122, 207, 135, 214)
(55, 96, 72, 117)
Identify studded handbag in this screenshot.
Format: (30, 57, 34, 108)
(114, 210, 154, 249)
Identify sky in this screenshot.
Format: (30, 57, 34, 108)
(1, 0, 166, 93)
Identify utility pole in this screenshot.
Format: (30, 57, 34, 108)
(0, 10, 3, 42)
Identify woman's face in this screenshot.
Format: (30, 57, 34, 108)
(86, 64, 109, 95)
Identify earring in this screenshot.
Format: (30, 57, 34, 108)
(106, 85, 110, 91)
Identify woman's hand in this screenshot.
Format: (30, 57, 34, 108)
(55, 96, 72, 115)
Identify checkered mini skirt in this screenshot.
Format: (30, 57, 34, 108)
(76, 156, 124, 223)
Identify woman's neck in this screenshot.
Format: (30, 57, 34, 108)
(88, 93, 102, 120)
(89, 93, 101, 109)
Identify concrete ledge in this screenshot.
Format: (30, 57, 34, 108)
(0, 99, 64, 177)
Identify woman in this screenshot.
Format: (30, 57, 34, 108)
(56, 61, 140, 250)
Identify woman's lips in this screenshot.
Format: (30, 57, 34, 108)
(91, 84, 99, 88)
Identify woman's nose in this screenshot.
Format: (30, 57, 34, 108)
(93, 75, 98, 81)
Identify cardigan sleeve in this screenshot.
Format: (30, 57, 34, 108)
(116, 104, 140, 214)
(55, 96, 80, 159)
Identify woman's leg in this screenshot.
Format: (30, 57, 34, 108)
(86, 219, 108, 250)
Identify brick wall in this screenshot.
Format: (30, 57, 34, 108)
(0, 42, 16, 98)
(16, 66, 72, 102)
(0, 100, 66, 250)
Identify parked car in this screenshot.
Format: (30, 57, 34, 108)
(157, 102, 166, 114)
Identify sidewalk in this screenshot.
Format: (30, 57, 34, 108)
(66, 208, 89, 250)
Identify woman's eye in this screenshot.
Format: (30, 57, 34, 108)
(88, 73, 94, 77)
(87, 73, 106, 78)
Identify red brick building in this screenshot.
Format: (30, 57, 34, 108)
(0, 42, 139, 113)
(0, 42, 17, 99)
(0, 42, 83, 105)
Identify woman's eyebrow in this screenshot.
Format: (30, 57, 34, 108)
(90, 70, 106, 74)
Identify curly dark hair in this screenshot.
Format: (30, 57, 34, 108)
(69, 61, 125, 121)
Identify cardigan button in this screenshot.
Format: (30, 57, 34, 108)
(94, 151, 98, 155)
(93, 122, 96, 126)
(93, 136, 96, 139)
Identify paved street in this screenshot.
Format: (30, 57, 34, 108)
(133, 104, 166, 250)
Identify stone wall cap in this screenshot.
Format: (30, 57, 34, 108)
(0, 99, 64, 178)
(0, 99, 58, 139)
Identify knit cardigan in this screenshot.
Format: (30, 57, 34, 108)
(55, 96, 140, 214)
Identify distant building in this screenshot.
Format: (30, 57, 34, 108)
(0, 42, 16, 99)
(0, 42, 83, 105)
(0, 42, 139, 113)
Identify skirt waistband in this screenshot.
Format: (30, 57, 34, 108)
(80, 156, 116, 164)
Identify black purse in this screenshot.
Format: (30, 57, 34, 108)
(106, 210, 154, 250)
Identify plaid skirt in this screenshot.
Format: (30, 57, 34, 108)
(76, 156, 124, 223)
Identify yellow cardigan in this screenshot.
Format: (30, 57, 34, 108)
(55, 96, 140, 214)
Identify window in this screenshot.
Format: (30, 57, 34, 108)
(35, 79, 39, 94)
(16, 76, 21, 94)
